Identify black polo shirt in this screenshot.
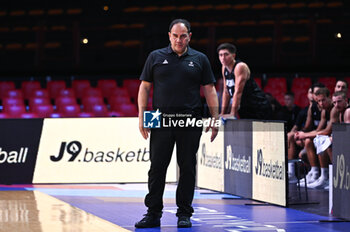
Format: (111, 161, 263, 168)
(140, 45, 216, 115)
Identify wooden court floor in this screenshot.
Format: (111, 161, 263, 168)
(0, 183, 349, 232)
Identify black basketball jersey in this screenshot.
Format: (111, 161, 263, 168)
(224, 61, 271, 119)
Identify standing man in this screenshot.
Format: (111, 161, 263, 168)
(217, 43, 272, 119)
(136, 19, 219, 228)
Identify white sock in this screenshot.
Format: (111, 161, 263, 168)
(288, 162, 295, 175)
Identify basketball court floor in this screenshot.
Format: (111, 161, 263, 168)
(0, 183, 349, 232)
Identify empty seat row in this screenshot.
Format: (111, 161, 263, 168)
(0, 79, 143, 118)
(123, 2, 343, 13)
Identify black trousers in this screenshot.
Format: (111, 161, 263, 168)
(145, 126, 202, 217)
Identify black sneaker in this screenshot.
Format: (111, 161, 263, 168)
(135, 214, 161, 228)
(177, 216, 192, 228)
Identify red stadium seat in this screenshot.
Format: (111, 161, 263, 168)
(82, 87, 103, 98)
(72, 80, 91, 99)
(3, 89, 23, 99)
(78, 112, 95, 117)
(3, 105, 26, 118)
(109, 87, 130, 98)
(318, 77, 336, 95)
(254, 77, 262, 89)
(50, 112, 63, 118)
(31, 104, 54, 118)
(109, 95, 132, 108)
(2, 98, 25, 107)
(97, 79, 118, 98)
(29, 97, 51, 108)
(30, 89, 50, 98)
(57, 88, 76, 98)
(0, 113, 9, 118)
(111, 103, 138, 117)
(59, 104, 81, 117)
(20, 112, 38, 118)
(291, 77, 312, 108)
(345, 77, 350, 98)
(55, 97, 78, 110)
(291, 77, 312, 92)
(86, 104, 109, 117)
(263, 77, 287, 105)
(82, 96, 104, 111)
(123, 79, 140, 102)
(21, 81, 41, 99)
(0, 81, 15, 99)
(108, 111, 123, 117)
(47, 80, 66, 99)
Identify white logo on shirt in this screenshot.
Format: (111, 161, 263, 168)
(226, 79, 235, 87)
(162, 59, 168, 64)
(188, 61, 194, 67)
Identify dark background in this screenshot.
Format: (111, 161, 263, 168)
(0, 0, 349, 83)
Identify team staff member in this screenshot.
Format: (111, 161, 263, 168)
(217, 43, 272, 119)
(136, 19, 219, 228)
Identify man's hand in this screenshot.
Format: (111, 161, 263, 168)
(205, 118, 219, 142)
(294, 131, 306, 140)
(139, 118, 150, 139)
(221, 113, 237, 119)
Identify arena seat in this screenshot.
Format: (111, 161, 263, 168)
(291, 77, 312, 92)
(263, 77, 287, 105)
(31, 104, 54, 118)
(254, 77, 262, 89)
(78, 112, 95, 117)
(2, 98, 25, 107)
(82, 87, 103, 98)
(318, 77, 336, 94)
(82, 96, 104, 111)
(57, 88, 75, 98)
(59, 104, 81, 117)
(3, 105, 26, 118)
(109, 95, 132, 107)
(86, 104, 109, 117)
(291, 77, 312, 108)
(72, 79, 91, 99)
(0, 113, 9, 118)
(47, 80, 66, 99)
(109, 87, 131, 98)
(29, 97, 51, 108)
(30, 89, 50, 99)
(111, 103, 138, 117)
(50, 112, 63, 118)
(3, 89, 23, 99)
(55, 96, 78, 111)
(21, 81, 41, 99)
(20, 112, 38, 118)
(0, 81, 15, 99)
(108, 111, 124, 117)
(97, 79, 117, 98)
(123, 79, 140, 102)
(344, 77, 350, 97)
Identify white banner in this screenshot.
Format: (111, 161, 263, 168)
(196, 124, 224, 192)
(252, 121, 286, 206)
(33, 118, 176, 183)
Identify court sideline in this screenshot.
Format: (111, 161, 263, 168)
(0, 183, 348, 232)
